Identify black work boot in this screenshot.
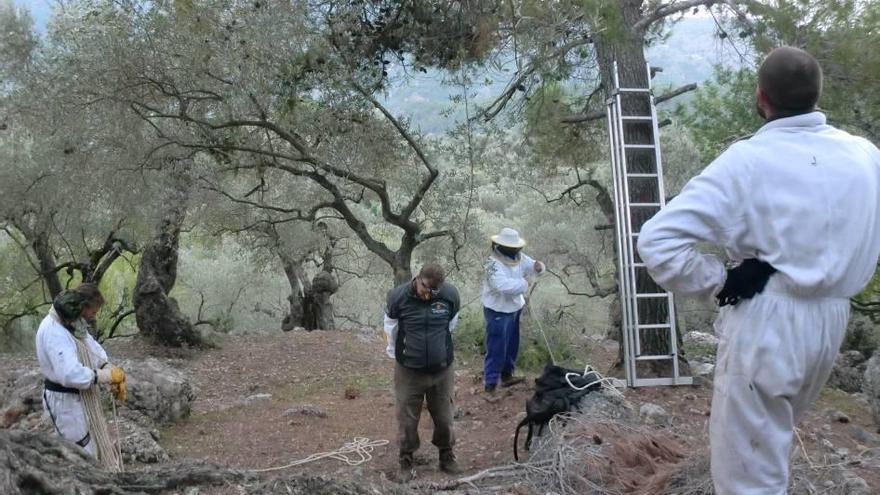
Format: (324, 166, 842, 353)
(501, 371, 525, 387)
(439, 449, 462, 475)
(399, 454, 415, 483)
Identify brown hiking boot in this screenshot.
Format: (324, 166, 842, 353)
(483, 383, 501, 403)
(501, 371, 525, 387)
(399, 455, 415, 483)
(439, 450, 462, 475)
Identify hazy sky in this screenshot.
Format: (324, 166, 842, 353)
(14, 0, 51, 32)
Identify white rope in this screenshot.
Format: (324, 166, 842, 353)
(111, 397, 124, 472)
(564, 364, 626, 400)
(525, 281, 558, 365)
(249, 437, 390, 473)
(74, 338, 123, 472)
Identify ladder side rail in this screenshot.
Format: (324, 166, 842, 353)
(607, 102, 635, 387)
(645, 62, 682, 383)
(614, 89, 645, 359)
(611, 95, 639, 386)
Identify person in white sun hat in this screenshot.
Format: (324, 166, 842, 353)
(480, 227, 546, 394)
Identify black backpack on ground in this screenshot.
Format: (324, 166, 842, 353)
(513, 364, 602, 461)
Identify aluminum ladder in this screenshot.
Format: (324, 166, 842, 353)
(606, 61, 694, 388)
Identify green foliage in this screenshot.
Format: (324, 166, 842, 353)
(452, 308, 486, 360)
(453, 306, 587, 373)
(673, 66, 761, 163)
(742, 0, 880, 143)
(94, 256, 139, 341)
(682, 341, 717, 362)
(852, 266, 880, 325)
(840, 313, 878, 358)
(523, 82, 585, 170)
(518, 308, 585, 371)
(679, 1, 880, 161)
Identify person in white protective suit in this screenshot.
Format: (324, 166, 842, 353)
(36, 283, 126, 458)
(480, 228, 546, 394)
(637, 46, 880, 494)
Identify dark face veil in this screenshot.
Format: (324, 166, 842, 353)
(493, 242, 522, 260)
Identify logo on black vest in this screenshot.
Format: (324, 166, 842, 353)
(431, 301, 450, 315)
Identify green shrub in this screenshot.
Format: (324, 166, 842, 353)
(453, 306, 587, 373)
(453, 308, 486, 360)
(841, 312, 879, 358)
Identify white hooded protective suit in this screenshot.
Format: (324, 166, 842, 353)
(637, 112, 880, 494)
(35, 312, 108, 455)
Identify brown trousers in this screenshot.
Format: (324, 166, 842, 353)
(394, 363, 455, 460)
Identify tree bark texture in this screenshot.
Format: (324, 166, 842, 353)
(0, 430, 243, 495)
(593, 0, 686, 376)
(30, 229, 63, 299)
(133, 184, 203, 348)
(0, 430, 408, 494)
(279, 250, 309, 332)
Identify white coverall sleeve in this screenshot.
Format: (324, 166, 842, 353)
(84, 334, 109, 369)
(43, 326, 96, 390)
(486, 260, 528, 296)
(383, 313, 398, 359)
(637, 146, 751, 300)
(448, 312, 460, 333)
(521, 254, 546, 278)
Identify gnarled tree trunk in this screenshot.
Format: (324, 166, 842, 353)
(392, 238, 414, 286)
(30, 229, 63, 299)
(279, 252, 309, 332)
(0, 430, 242, 494)
(133, 182, 202, 348)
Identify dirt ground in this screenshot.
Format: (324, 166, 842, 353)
(140, 330, 879, 490)
(4, 329, 879, 492)
(154, 330, 539, 485)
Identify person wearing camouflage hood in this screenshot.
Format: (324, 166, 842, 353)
(35, 283, 126, 463)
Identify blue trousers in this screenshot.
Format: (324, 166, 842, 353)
(483, 307, 521, 386)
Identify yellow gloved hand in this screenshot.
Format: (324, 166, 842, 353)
(110, 366, 125, 385)
(97, 366, 126, 385)
(110, 381, 127, 403)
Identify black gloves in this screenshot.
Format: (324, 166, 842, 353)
(716, 258, 777, 307)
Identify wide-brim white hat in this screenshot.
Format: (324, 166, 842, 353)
(491, 227, 526, 248)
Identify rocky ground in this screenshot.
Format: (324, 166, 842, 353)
(2, 328, 880, 494)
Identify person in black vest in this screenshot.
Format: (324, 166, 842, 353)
(383, 263, 461, 483)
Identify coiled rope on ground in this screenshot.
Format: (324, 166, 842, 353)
(249, 437, 390, 473)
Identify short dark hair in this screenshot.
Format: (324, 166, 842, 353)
(758, 46, 823, 113)
(73, 282, 104, 308)
(418, 263, 446, 288)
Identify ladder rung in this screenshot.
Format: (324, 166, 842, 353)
(635, 354, 676, 361)
(618, 88, 652, 93)
(621, 116, 653, 121)
(635, 293, 669, 298)
(637, 324, 671, 329)
(623, 144, 656, 149)
(630, 202, 661, 207)
(632, 262, 646, 268)
(631, 232, 639, 237)
(627, 173, 658, 178)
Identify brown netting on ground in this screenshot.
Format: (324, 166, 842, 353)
(605, 430, 687, 493)
(540, 415, 691, 495)
(417, 388, 879, 494)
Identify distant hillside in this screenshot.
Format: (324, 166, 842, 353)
(382, 16, 750, 134)
(21, 2, 745, 135)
